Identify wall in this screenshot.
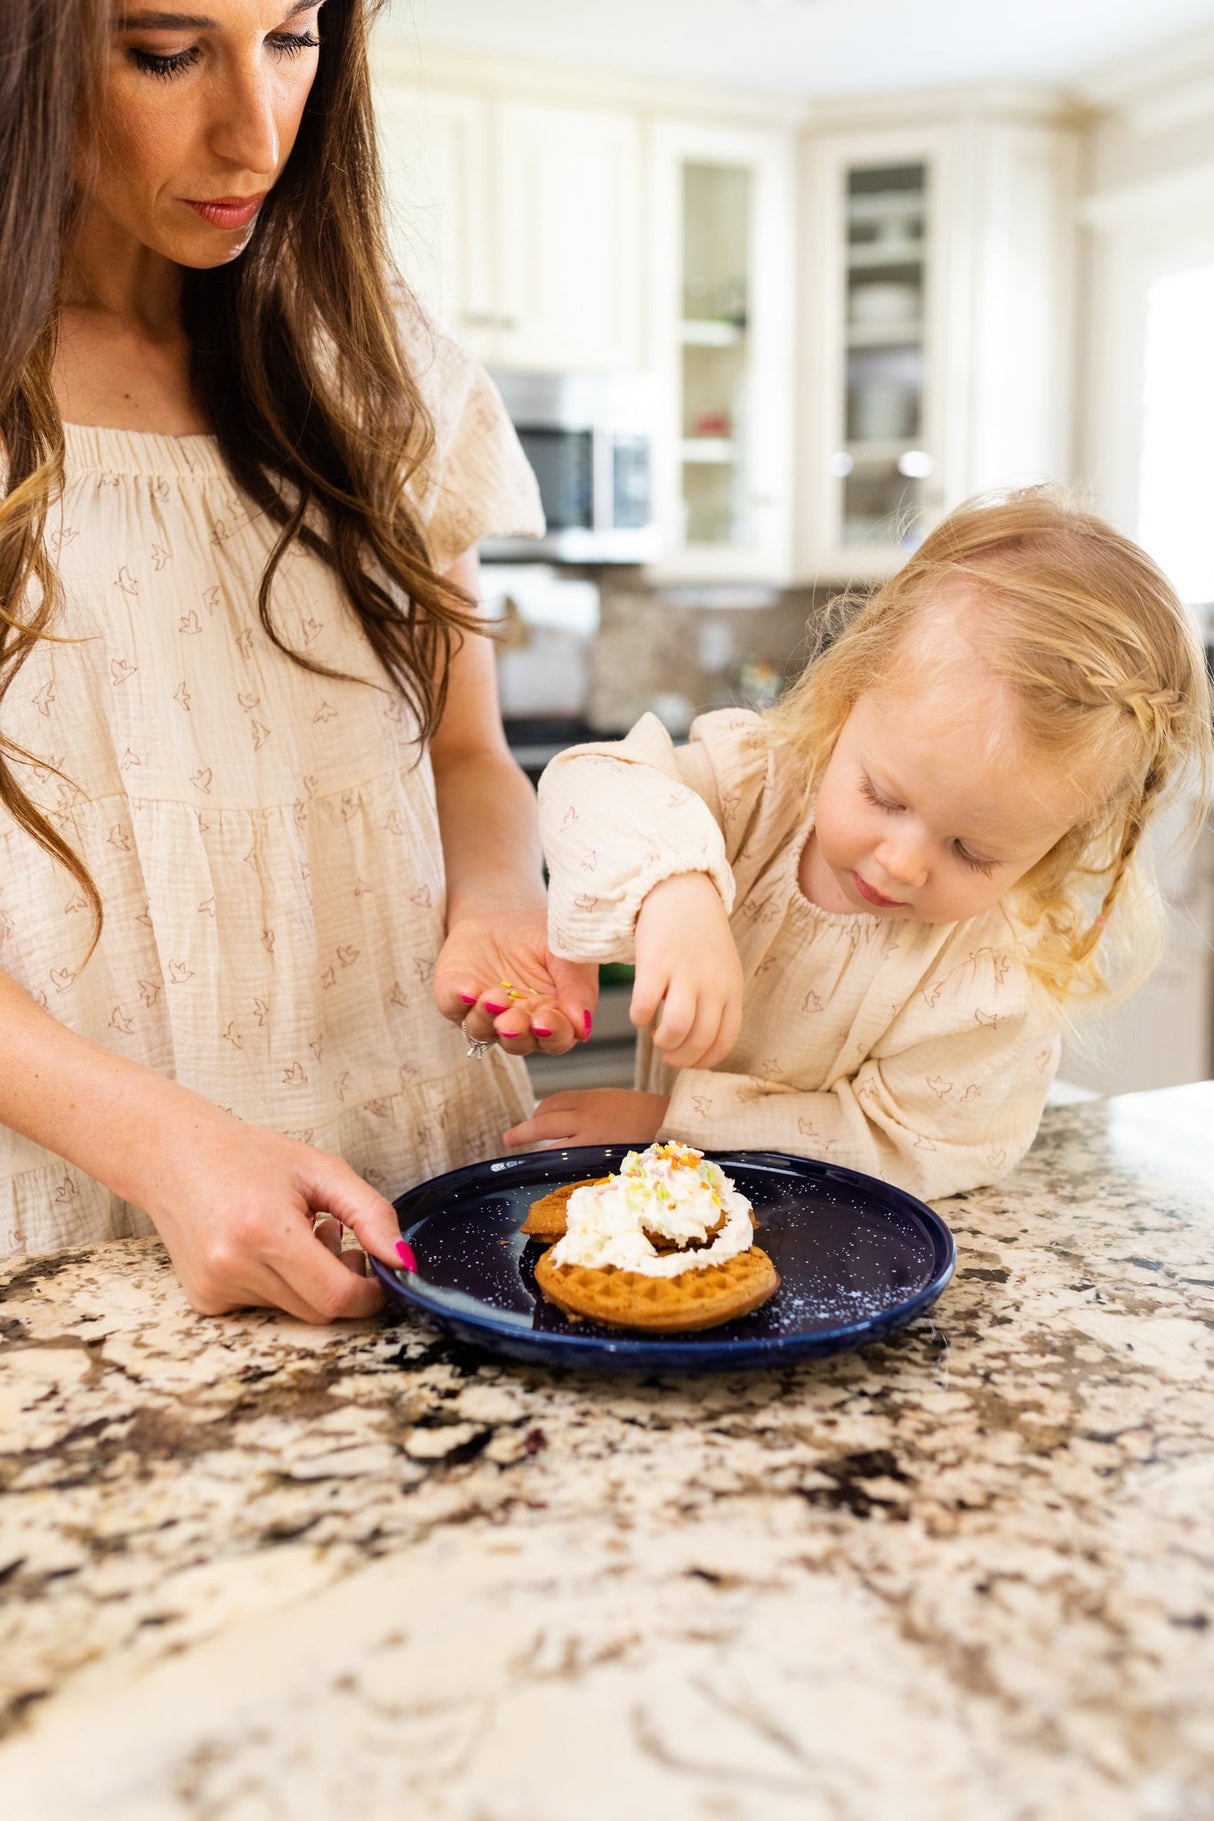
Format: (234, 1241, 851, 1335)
(1075, 25, 1214, 533)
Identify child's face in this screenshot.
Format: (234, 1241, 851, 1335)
(802, 661, 1087, 925)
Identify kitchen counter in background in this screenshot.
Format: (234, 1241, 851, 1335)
(1, 1084, 1212, 1818)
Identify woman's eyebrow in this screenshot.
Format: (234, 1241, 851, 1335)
(117, 0, 320, 25)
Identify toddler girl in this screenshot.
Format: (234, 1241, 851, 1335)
(505, 492, 1213, 1200)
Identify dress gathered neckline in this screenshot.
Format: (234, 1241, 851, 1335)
(62, 420, 227, 478)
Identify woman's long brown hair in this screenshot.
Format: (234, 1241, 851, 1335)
(0, 0, 108, 936)
(1, 0, 482, 952)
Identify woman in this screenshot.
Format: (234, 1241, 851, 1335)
(0, 0, 594, 1319)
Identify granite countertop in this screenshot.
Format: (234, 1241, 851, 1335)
(1, 1085, 1212, 1820)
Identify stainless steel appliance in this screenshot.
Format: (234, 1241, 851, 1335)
(482, 370, 659, 565)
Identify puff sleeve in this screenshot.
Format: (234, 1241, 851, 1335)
(396, 304, 545, 572)
(538, 710, 775, 964)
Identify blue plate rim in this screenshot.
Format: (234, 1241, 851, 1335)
(370, 1146, 956, 1371)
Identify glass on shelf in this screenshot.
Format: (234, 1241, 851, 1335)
(840, 460, 929, 551)
(846, 343, 924, 444)
(828, 160, 932, 558)
(682, 457, 749, 547)
(676, 160, 754, 550)
(846, 163, 927, 255)
(683, 163, 750, 326)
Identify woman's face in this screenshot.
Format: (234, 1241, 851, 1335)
(85, 0, 325, 267)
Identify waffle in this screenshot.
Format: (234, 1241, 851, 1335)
(533, 1243, 779, 1333)
(521, 1177, 610, 1243)
(643, 1210, 726, 1254)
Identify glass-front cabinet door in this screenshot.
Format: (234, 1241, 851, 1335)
(801, 127, 954, 580)
(840, 163, 931, 548)
(651, 120, 796, 579)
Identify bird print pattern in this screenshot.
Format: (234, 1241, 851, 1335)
(0, 312, 544, 1253)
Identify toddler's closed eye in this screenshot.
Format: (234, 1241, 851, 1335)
(954, 845, 996, 876)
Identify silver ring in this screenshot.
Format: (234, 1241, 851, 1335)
(461, 1015, 495, 1060)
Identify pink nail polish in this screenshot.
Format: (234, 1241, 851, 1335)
(531, 1026, 553, 1038)
(485, 1002, 508, 1016)
(395, 1240, 417, 1272)
(583, 1010, 593, 1039)
(459, 994, 477, 1005)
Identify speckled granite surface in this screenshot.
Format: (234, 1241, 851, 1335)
(1, 1085, 1211, 1820)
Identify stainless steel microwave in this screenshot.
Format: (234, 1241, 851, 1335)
(482, 370, 660, 565)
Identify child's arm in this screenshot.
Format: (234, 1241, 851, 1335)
(630, 873, 744, 1069)
(538, 711, 775, 1065)
(0, 967, 404, 1319)
(645, 956, 1062, 1202)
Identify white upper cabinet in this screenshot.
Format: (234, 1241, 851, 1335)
(493, 101, 644, 372)
(375, 81, 643, 373)
(798, 106, 1079, 581)
(375, 60, 1081, 585)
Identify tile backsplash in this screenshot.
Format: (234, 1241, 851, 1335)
(586, 577, 840, 735)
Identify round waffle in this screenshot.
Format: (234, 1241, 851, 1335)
(534, 1243, 779, 1333)
(521, 1177, 609, 1243)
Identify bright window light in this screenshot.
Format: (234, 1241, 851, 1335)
(1138, 265, 1214, 606)
(897, 449, 933, 479)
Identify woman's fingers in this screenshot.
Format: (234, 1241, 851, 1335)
(263, 1220, 387, 1322)
(313, 1214, 344, 1257)
(459, 992, 505, 1043)
(295, 1154, 402, 1278)
(462, 989, 582, 1056)
(549, 958, 598, 1042)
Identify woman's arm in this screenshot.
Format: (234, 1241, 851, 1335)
(0, 967, 405, 1318)
(429, 548, 597, 1053)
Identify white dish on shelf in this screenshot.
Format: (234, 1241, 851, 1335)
(850, 281, 919, 325)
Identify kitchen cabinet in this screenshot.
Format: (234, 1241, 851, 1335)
(374, 81, 644, 373)
(649, 119, 797, 580)
(798, 107, 1080, 579)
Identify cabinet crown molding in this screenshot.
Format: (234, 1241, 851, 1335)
(370, 37, 809, 127)
(1078, 24, 1214, 133)
(801, 83, 1087, 133)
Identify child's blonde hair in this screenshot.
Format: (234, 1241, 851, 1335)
(769, 489, 1213, 1006)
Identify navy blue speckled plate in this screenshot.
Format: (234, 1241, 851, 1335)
(371, 1146, 955, 1373)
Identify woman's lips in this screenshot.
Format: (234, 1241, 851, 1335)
(854, 873, 905, 909)
(182, 193, 267, 230)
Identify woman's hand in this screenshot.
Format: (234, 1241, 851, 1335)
(434, 908, 598, 1056)
(631, 873, 744, 1069)
(143, 1107, 405, 1322)
(504, 1089, 670, 1150)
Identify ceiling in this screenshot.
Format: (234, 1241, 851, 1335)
(383, 0, 1214, 99)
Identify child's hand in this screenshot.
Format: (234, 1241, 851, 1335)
(504, 1089, 670, 1150)
(434, 909, 598, 1055)
(631, 873, 743, 1069)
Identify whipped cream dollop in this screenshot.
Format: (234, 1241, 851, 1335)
(549, 1141, 754, 1278)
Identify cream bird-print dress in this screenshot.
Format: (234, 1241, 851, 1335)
(540, 710, 1063, 1203)
(1, 319, 543, 1254)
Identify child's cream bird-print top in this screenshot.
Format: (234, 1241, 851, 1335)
(0, 316, 544, 1254)
(540, 710, 1063, 1202)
